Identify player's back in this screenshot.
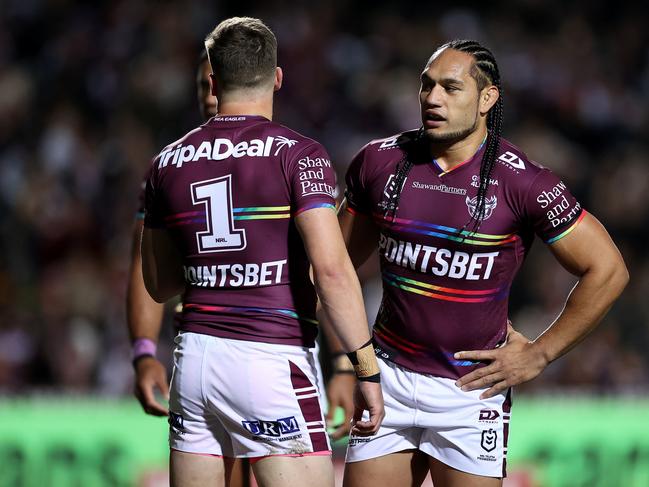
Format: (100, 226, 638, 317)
(145, 115, 337, 347)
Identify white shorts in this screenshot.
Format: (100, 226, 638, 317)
(168, 332, 331, 459)
(346, 358, 512, 478)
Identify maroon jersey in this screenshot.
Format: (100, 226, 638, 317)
(145, 115, 336, 347)
(345, 130, 585, 379)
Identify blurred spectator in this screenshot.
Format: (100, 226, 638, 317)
(1, 0, 647, 394)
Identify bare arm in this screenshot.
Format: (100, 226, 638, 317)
(141, 227, 185, 303)
(295, 206, 384, 435)
(127, 220, 169, 416)
(127, 220, 165, 342)
(316, 201, 381, 438)
(456, 212, 629, 398)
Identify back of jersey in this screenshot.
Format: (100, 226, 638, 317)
(145, 115, 336, 347)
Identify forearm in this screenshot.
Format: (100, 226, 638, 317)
(314, 261, 371, 354)
(533, 263, 628, 363)
(127, 252, 165, 342)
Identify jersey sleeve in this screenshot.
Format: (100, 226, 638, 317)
(143, 162, 165, 229)
(344, 146, 372, 214)
(524, 169, 585, 244)
(135, 166, 152, 221)
(288, 142, 337, 215)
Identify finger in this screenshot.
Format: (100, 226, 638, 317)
(479, 380, 509, 400)
(454, 349, 496, 362)
(455, 364, 498, 387)
(141, 383, 168, 416)
(158, 376, 170, 401)
(459, 372, 505, 392)
(330, 422, 351, 440)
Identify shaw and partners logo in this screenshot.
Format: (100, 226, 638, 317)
(242, 416, 300, 438)
(158, 136, 298, 168)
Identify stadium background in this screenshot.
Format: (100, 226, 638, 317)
(0, 0, 647, 486)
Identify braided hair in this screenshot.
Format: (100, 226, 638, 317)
(383, 40, 504, 235)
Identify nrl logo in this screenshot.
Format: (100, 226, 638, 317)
(466, 195, 497, 220)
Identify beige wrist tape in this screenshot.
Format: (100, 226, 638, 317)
(333, 354, 355, 373)
(346, 341, 380, 380)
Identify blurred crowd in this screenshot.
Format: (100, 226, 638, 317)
(1, 0, 647, 395)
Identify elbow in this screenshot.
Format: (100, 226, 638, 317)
(600, 258, 629, 299)
(312, 263, 351, 291)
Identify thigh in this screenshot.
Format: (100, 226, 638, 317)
(252, 454, 334, 487)
(416, 375, 512, 479)
(170, 449, 234, 487)
(203, 338, 330, 458)
(346, 358, 420, 463)
(169, 332, 231, 456)
(429, 456, 502, 487)
(343, 450, 429, 487)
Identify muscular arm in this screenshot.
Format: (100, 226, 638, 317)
(127, 220, 165, 341)
(456, 212, 629, 398)
(296, 206, 384, 435)
(127, 220, 171, 416)
(316, 201, 381, 438)
(296, 207, 373, 352)
(141, 227, 185, 303)
(533, 212, 628, 361)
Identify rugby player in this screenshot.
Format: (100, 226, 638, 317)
(141, 17, 384, 487)
(338, 40, 628, 486)
(127, 51, 217, 420)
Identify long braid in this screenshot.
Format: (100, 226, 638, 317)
(441, 40, 504, 234)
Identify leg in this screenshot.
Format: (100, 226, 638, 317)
(227, 458, 251, 487)
(429, 456, 502, 487)
(343, 450, 429, 487)
(252, 455, 334, 487)
(170, 449, 235, 487)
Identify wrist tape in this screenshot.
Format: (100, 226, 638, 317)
(346, 339, 380, 382)
(132, 338, 156, 366)
(332, 353, 355, 374)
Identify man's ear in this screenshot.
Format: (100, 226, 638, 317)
(209, 73, 218, 96)
(274, 67, 283, 92)
(480, 85, 499, 115)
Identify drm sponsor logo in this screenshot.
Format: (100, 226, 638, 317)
(157, 136, 298, 168)
(498, 151, 526, 172)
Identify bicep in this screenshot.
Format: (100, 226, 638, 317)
(295, 207, 348, 273)
(548, 212, 624, 277)
(339, 199, 379, 269)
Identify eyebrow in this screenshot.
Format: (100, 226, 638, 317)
(420, 73, 465, 86)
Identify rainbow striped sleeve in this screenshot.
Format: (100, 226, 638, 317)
(545, 210, 587, 244)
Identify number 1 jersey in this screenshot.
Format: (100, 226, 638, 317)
(144, 115, 336, 347)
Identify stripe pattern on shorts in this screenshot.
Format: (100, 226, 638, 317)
(289, 361, 329, 452)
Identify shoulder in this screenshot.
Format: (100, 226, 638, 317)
(494, 138, 551, 188)
(350, 129, 421, 175)
(267, 121, 328, 157)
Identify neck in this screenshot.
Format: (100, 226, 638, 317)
(429, 125, 487, 171)
(216, 92, 274, 120)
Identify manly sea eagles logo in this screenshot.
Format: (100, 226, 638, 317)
(466, 195, 498, 220)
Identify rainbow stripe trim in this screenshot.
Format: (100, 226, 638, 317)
(544, 210, 587, 244)
(373, 325, 479, 366)
(183, 303, 318, 325)
(382, 271, 505, 303)
(164, 206, 293, 226)
(374, 214, 517, 247)
(293, 202, 337, 217)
